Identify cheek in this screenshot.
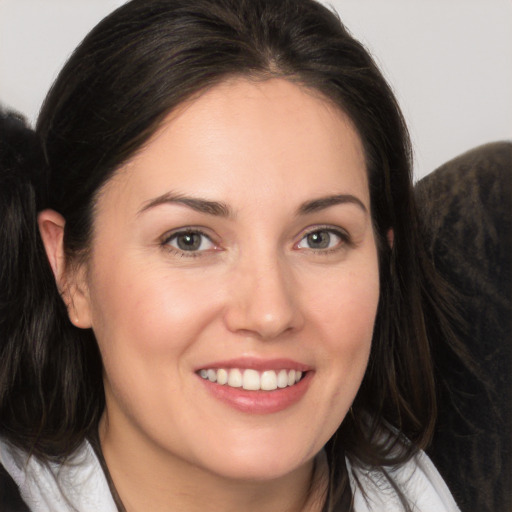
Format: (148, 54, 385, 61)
(280, 258, 379, 451)
(86, 259, 227, 441)
(308, 262, 380, 344)
(304, 256, 380, 395)
(86, 257, 223, 373)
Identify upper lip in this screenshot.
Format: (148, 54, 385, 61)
(195, 357, 312, 372)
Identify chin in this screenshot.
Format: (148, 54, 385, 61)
(184, 425, 326, 483)
(201, 452, 312, 483)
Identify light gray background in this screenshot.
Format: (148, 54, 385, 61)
(1, 0, 511, 179)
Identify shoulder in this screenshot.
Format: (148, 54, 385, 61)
(347, 450, 461, 512)
(0, 437, 117, 512)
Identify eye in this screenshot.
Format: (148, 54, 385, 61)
(164, 230, 216, 253)
(296, 228, 347, 251)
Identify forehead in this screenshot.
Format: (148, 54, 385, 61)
(100, 78, 369, 216)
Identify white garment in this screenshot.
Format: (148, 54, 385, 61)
(0, 438, 460, 512)
(347, 451, 461, 512)
(0, 438, 117, 512)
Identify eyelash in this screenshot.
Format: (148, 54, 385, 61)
(160, 225, 351, 258)
(295, 226, 351, 254)
(161, 228, 217, 258)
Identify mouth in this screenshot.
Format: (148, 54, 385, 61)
(195, 359, 313, 414)
(197, 368, 305, 391)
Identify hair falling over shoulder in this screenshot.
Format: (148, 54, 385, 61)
(0, 109, 104, 458)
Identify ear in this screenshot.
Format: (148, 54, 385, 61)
(38, 209, 92, 329)
(386, 228, 394, 248)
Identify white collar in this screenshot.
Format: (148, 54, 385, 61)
(0, 437, 117, 512)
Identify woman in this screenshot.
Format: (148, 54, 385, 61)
(0, 0, 461, 510)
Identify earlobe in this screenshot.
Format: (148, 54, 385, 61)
(38, 209, 93, 329)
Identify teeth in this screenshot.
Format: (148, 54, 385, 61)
(243, 369, 260, 390)
(260, 370, 277, 391)
(199, 368, 304, 391)
(227, 368, 243, 388)
(217, 368, 228, 385)
(277, 369, 288, 388)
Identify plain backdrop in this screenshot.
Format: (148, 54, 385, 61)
(0, 0, 511, 179)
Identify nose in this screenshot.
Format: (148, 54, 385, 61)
(223, 254, 304, 340)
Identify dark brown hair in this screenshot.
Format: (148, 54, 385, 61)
(0, 1, 453, 510)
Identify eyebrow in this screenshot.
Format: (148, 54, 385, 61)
(138, 192, 233, 218)
(138, 191, 367, 218)
(298, 194, 368, 215)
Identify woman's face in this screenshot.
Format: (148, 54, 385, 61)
(77, 78, 380, 481)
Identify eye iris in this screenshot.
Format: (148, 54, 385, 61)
(307, 231, 330, 249)
(177, 233, 201, 251)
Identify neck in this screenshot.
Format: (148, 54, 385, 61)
(98, 415, 327, 512)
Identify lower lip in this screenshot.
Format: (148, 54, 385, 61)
(198, 372, 313, 414)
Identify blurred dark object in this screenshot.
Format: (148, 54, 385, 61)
(0, 107, 37, 511)
(416, 142, 512, 512)
(0, 108, 34, 169)
(0, 106, 44, 198)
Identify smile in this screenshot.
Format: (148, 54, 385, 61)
(198, 368, 304, 391)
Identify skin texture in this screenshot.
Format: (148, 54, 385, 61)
(39, 78, 380, 512)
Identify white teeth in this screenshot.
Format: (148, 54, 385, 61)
(217, 368, 228, 385)
(227, 368, 242, 388)
(199, 368, 304, 391)
(242, 369, 260, 390)
(260, 370, 278, 391)
(277, 369, 288, 388)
